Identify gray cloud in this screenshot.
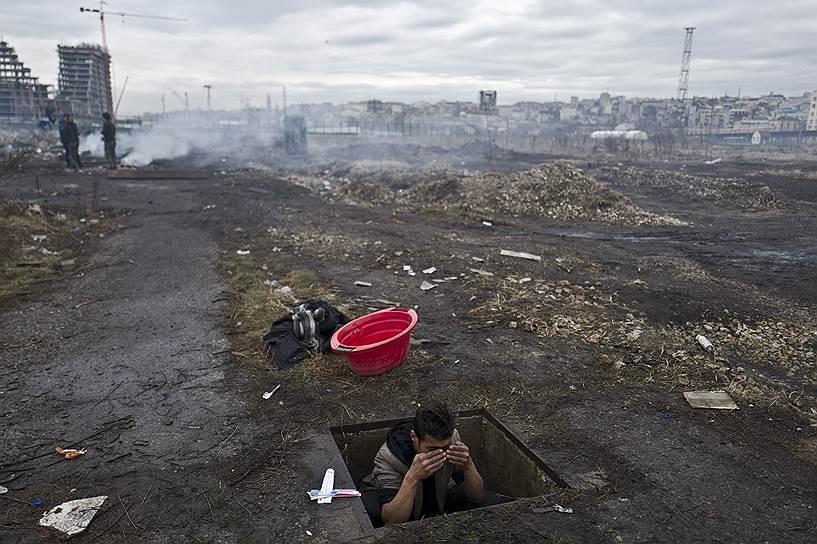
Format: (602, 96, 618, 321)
(3, 0, 815, 115)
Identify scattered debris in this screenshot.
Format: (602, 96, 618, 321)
(627, 328, 643, 342)
(38, 496, 107, 537)
(55, 447, 87, 459)
(275, 286, 294, 298)
(696, 334, 714, 352)
(532, 503, 574, 514)
(307, 489, 361, 500)
(468, 268, 494, 277)
(684, 390, 739, 410)
(422, 267, 437, 274)
(354, 281, 372, 287)
(263, 384, 281, 399)
(420, 281, 437, 291)
(500, 249, 542, 262)
(317, 468, 335, 505)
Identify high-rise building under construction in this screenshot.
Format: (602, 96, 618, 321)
(57, 43, 113, 121)
(0, 40, 50, 122)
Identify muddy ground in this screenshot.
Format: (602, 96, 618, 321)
(1, 148, 816, 543)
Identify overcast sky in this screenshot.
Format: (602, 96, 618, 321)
(4, 1, 816, 115)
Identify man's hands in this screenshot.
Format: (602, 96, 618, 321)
(405, 442, 475, 485)
(406, 449, 447, 482)
(446, 442, 474, 469)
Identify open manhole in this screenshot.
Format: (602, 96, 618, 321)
(329, 408, 568, 528)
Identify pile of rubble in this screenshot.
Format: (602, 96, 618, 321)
(597, 166, 784, 209)
(331, 161, 684, 225)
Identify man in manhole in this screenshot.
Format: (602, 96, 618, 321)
(361, 401, 510, 525)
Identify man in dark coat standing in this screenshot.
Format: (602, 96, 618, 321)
(58, 114, 70, 167)
(101, 112, 116, 169)
(64, 114, 82, 171)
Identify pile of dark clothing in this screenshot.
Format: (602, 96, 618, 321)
(262, 300, 349, 369)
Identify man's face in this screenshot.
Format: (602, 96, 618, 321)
(410, 430, 452, 454)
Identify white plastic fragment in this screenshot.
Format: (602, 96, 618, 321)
(500, 249, 542, 261)
(696, 334, 713, 351)
(0, 485, 7, 494)
(519, 277, 532, 284)
(422, 267, 437, 274)
(236, 250, 250, 255)
(354, 281, 372, 287)
(306, 530, 313, 536)
(468, 268, 494, 277)
(38, 495, 107, 536)
(420, 281, 437, 291)
(262, 384, 281, 400)
(317, 469, 335, 504)
(552, 504, 573, 514)
(482, 221, 493, 227)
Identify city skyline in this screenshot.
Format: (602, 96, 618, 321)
(4, 0, 816, 115)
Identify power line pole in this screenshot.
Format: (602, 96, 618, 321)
(676, 27, 695, 101)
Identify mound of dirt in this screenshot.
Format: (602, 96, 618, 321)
(334, 179, 396, 206)
(597, 166, 785, 209)
(401, 161, 684, 225)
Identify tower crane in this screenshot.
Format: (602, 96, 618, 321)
(80, 1, 187, 52)
(80, 2, 186, 115)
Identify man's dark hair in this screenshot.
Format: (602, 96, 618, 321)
(102, 112, 111, 120)
(413, 401, 455, 441)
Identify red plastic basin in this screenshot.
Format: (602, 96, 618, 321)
(331, 308, 418, 376)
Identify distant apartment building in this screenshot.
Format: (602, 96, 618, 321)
(479, 90, 497, 113)
(0, 39, 50, 122)
(57, 43, 112, 120)
(808, 91, 817, 130)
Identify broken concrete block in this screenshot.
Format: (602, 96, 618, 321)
(38, 495, 107, 537)
(500, 249, 542, 261)
(683, 390, 738, 410)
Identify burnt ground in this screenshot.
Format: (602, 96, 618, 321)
(1, 152, 816, 543)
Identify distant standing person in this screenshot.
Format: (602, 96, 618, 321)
(102, 112, 116, 169)
(64, 114, 82, 171)
(58, 114, 70, 168)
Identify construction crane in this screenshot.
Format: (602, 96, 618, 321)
(80, 1, 187, 52)
(80, 2, 186, 117)
(676, 27, 695, 101)
(171, 90, 191, 126)
(171, 90, 189, 111)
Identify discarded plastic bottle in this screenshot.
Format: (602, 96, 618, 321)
(696, 334, 713, 352)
